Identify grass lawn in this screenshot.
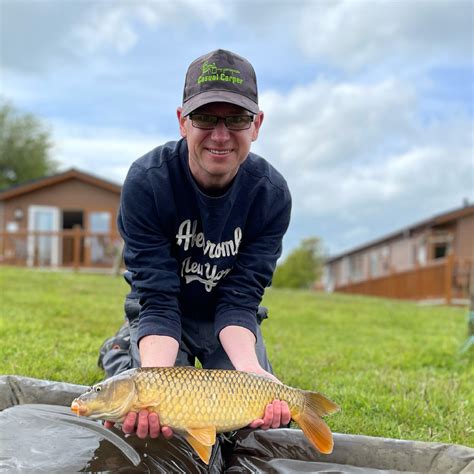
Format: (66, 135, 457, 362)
(1, 266, 472, 447)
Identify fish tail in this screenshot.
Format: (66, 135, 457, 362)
(292, 390, 340, 454)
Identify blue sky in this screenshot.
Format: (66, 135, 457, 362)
(1, 0, 472, 257)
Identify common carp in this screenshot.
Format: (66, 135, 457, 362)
(71, 367, 339, 464)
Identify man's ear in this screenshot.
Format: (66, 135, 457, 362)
(251, 111, 264, 141)
(177, 107, 187, 138)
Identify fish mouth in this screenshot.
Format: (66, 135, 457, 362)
(71, 399, 87, 416)
(71, 400, 127, 421)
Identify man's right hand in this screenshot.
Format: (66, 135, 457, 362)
(104, 410, 174, 439)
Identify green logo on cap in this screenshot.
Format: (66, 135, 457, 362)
(197, 61, 243, 85)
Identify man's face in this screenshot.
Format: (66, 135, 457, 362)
(177, 102, 264, 191)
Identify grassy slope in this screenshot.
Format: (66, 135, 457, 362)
(0, 266, 472, 446)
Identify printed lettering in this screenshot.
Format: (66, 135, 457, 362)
(181, 258, 232, 292)
(175, 219, 243, 292)
(176, 219, 242, 258)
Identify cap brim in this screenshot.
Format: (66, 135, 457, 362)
(182, 90, 259, 116)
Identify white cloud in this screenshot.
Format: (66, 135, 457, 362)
(3, 0, 471, 75)
(72, 6, 141, 55)
(258, 78, 417, 172)
(256, 75, 473, 253)
(298, 0, 473, 70)
(1, 0, 228, 71)
(51, 121, 171, 184)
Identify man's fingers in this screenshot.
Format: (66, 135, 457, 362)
(249, 400, 291, 431)
(248, 419, 264, 429)
(104, 420, 115, 429)
(122, 412, 138, 434)
(148, 412, 160, 438)
(136, 410, 149, 439)
(260, 403, 273, 430)
(271, 400, 282, 429)
(162, 426, 174, 439)
(281, 401, 291, 426)
(117, 410, 175, 439)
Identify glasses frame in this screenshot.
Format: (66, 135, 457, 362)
(188, 113, 255, 131)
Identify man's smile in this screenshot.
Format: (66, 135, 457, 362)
(206, 148, 233, 156)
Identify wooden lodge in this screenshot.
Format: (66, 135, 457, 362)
(0, 169, 122, 270)
(324, 204, 474, 305)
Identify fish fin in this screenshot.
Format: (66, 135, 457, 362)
(186, 426, 216, 446)
(185, 428, 216, 465)
(293, 391, 340, 455)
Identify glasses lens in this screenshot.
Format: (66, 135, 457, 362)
(225, 115, 253, 130)
(190, 114, 216, 129)
(190, 114, 253, 130)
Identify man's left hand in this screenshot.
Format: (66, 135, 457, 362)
(244, 367, 291, 429)
(218, 326, 292, 429)
(248, 399, 291, 429)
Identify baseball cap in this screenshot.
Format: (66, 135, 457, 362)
(182, 49, 259, 116)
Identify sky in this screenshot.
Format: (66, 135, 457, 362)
(1, 0, 473, 258)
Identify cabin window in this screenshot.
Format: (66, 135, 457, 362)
(89, 211, 112, 264)
(63, 210, 83, 229)
(349, 254, 363, 280)
(434, 243, 448, 259)
(370, 252, 378, 277)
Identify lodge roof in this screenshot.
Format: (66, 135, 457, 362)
(0, 168, 122, 201)
(326, 203, 474, 263)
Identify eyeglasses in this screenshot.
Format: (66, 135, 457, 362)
(189, 113, 254, 131)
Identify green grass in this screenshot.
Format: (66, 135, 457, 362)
(1, 266, 472, 447)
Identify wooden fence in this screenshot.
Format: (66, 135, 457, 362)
(0, 229, 123, 272)
(334, 255, 472, 305)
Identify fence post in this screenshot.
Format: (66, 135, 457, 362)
(460, 259, 474, 353)
(73, 225, 81, 272)
(0, 233, 4, 262)
(111, 238, 124, 276)
(445, 254, 454, 305)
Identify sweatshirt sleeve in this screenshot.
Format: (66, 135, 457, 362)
(214, 186, 292, 338)
(118, 162, 182, 344)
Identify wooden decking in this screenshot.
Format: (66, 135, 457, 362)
(334, 255, 472, 305)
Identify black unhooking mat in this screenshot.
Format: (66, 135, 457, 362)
(0, 375, 473, 473)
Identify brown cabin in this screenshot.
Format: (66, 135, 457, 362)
(0, 169, 122, 269)
(324, 204, 474, 304)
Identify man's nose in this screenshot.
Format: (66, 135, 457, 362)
(210, 120, 230, 140)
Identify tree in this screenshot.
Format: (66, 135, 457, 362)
(272, 237, 325, 289)
(0, 101, 57, 189)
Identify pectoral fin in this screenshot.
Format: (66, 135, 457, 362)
(185, 426, 216, 465)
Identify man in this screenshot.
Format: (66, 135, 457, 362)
(105, 49, 292, 439)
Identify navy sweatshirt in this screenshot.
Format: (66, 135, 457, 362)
(118, 138, 291, 345)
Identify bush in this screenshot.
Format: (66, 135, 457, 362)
(272, 237, 324, 289)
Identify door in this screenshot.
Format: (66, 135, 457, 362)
(27, 206, 61, 266)
(62, 210, 84, 265)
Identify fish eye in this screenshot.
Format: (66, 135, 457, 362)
(95, 385, 102, 392)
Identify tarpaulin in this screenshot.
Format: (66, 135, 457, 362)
(1, 375, 472, 473)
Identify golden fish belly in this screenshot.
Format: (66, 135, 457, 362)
(133, 367, 303, 432)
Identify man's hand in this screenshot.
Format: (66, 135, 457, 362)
(104, 410, 174, 439)
(219, 325, 292, 430)
(104, 335, 179, 438)
(243, 367, 292, 430)
(248, 399, 292, 429)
